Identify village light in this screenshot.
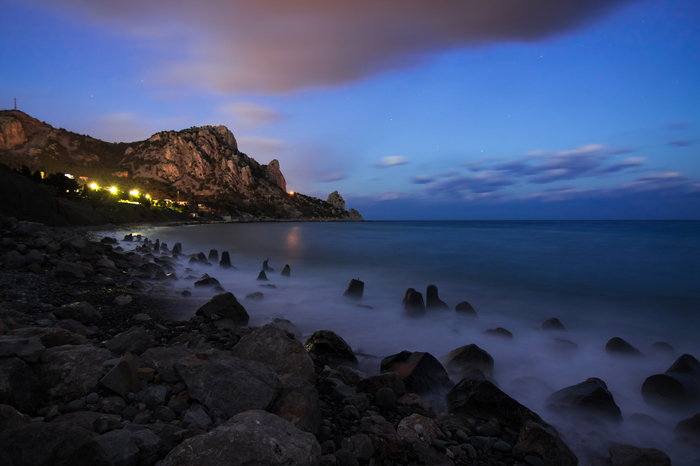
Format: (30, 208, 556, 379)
(145, 194, 151, 199)
(129, 189, 139, 196)
(289, 191, 295, 195)
(89, 183, 99, 190)
(109, 187, 118, 194)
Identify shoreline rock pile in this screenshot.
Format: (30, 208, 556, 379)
(0, 214, 695, 465)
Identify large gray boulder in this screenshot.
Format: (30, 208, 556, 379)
(195, 292, 249, 324)
(0, 334, 45, 363)
(100, 353, 141, 396)
(0, 357, 41, 413)
(304, 330, 358, 368)
(161, 410, 321, 466)
(174, 351, 281, 418)
(54, 302, 102, 324)
(381, 351, 453, 395)
(0, 423, 113, 466)
(642, 354, 700, 410)
(0, 404, 32, 432)
(232, 323, 315, 385)
(442, 344, 495, 380)
(95, 429, 140, 466)
(37, 344, 103, 399)
(546, 377, 622, 422)
(608, 443, 671, 466)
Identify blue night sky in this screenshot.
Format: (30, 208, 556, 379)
(1, 0, 699, 219)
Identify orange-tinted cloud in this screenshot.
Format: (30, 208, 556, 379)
(36, 0, 636, 93)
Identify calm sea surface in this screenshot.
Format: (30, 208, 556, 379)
(114, 220, 699, 462)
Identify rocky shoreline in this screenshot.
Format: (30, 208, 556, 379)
(0, 215, 695, 466)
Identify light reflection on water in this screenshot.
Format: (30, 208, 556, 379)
(108, 220, 700, 464)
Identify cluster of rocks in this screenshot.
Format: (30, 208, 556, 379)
(0, 214, 697, 465)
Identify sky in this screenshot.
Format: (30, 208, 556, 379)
(1, 0, 699, 220)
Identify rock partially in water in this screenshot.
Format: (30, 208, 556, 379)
(542, 317, 566, 331)
(608, 442, 671, 466)
(483, 327, 513, 340)
(281, 264, 291, 277)
(195, 292, 249, 324)
(343, 278, 364, 300)
(305, 330, 358, 368)
(380, 351, 453, 395)
(546, 377, 622, 423)
(443, 343, 495, 379)
(642, 354, 700, 410)
(455, 301, 478, 317)
(426, 285, 449, 310)
(606, 337, 643, 357)
(404, 290, 426, 316)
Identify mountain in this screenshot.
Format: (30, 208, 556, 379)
(0, 110, 360, 221)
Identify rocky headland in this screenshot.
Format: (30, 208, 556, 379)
(0, 215, 695, 466)
(0, 110, 363, 223)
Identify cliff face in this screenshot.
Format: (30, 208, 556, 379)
(0, 110, 360, 221)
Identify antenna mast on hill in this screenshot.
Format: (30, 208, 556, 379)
(14, 98, 17, 110)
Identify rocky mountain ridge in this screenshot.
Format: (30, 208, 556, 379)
(0, 110, 361, 221)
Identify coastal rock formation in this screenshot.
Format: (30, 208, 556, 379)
(642, 354, 700, 409)
(327, 191, 345, 210)
(426, 284, 450, 310)
(546, 377, 622, 422)
(348, 208, 364, 221)
(304, 330, 358, 368)
(443, 344, 495, 380)
(380, 351, 453, 394)
(606, 337, 643, 357)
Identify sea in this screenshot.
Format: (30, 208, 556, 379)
(106, 220, 700, 463)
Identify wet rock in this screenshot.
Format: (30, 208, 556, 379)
(342, 434, 375, 462)
(546, 377, 622, 422)
(426, 284, 449, 310)
(649, 342, 675, 357)
(160, 410, 321, 466)
(182, 407, 213, 430)
(343, 278, 364, 300)
(106, 326, 155, 355)
(516, 421, 578, 466)
(95, 429, 140, 466)
(357, 372, 406, 398)
(553, 338, 578, 353)
(642, 354, 700, 410)
(232, 323, 315, 385)
(132, 429, 161, 462)
(101, 396, 127, 414)
(675, 413, 700, 439)
(455, 301, 478, 316)
(270, 318, 302, 340)
(194, 276, 221, 287)
(398, 393, 435, 417)
(219, 251, 233, 268)
(375, 387, 397, 410)
(380, 351, 453, 394)
(263, 258, 275, 272)
(174, 351, 281, 418)
(100, 352, 140, 396)
(542, 318, 566, 331)
(54, 301, 101, 324)
(360, 415, 407, 463)
(608, 442, 671, 466)
(37, 344, 103, 399)
(397, 413, 441, 443)
(270, 374, 322, 434)
(404, 289, 426, 315)
(195, 292, 249, 324)
(140, 347, 191, 383)
(0, 423, 113, 466)
(304, 330, 358, 368)
(281, 264, 291, 277)
(245, 291, 264, 300)
(208, 249, 218, 263)
(606, 337, 643, 357)
(483, 327, 513, 340)
(256, 270, 269, 281)
(413, 441, 455, 466)
(9, 327, 87, 347)
(443, 343, 495, 380)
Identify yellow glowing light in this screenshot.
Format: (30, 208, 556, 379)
(145, 194, 151, 199)
(129, 190, 139, 196)
(89, 183, 99, 190)
(109, 187, 118, 194)
(289, 191, 295, 195)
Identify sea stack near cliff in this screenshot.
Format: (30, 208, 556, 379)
(327, 191, 363, 221)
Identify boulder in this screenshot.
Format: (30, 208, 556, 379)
(161, 410, 321, 466)
(123, 423, 185, 456)
(208, 249, 218, 263)
(195, 292, 249, 324)
(327, 191, 346, 210)
(219, 251, 233, 268)
(515, 421, 578, 466)
(106, 326, 155, 356)
(380, 351, 453, 394)
(174, 351, 281, 418)
(341, 434, 375, 462)
(426, 285, 449, 310)
(455, 301, 478, 317)
(256, 270, 269, 281)
(232, 323, 315, 385)
(194, 276, 220, 287)
(9, 327, 87, 347)
(608, 443, 671, 466)
(0, 334, 45, 363)
(397, 413, 441, 443)
(37, 344, 103, 399)
(483, 327, 513, 340)
(94, 429, 140, 466)
(262, 258, 275, 273)
(304, 330, 358, 368)
(542, 318, 566, 331)
(398, 393, 436, 417)
(606, 337, 643, 357)
(99, 353, 141, 396)
(642, 354, 700, 410)
(443, 344, 495, 379)
(0, 423, 113, 466)
(270, 374, 322, 434)
(245, 291, 264, 300)
(270, 318, 302, 339)
(54, 302, 101, 324)
(357, 372, 406, 398)
(0, 357, 41, 414)
(343, 278, 364, 300)
(348, 208, 364, 221)
(675, 413, 700, 439)
(281, 264, 291, 277)
(546, 377, 622, 422)
(404, 290, 426, 315)
(649, 342, 675, 357)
